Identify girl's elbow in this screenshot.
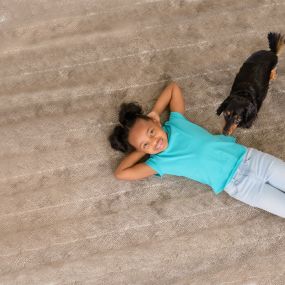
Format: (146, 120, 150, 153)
(171, 82, 179, 88)
(114, 169, 141, 181)
(114, 170, 131, 180)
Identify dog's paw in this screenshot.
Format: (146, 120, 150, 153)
(270, 68, 278, 81)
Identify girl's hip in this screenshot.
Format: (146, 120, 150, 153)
(224, 147, 282, 205)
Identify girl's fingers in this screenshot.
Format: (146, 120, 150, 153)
(147, 111, 160, 122)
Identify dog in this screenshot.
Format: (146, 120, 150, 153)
(216, 32, 285, 135)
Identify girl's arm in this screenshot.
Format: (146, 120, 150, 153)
(148, 82, 185, 119)
(114, 150, 157, 180)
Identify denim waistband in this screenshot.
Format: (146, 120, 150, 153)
(228, 147, 253, 186)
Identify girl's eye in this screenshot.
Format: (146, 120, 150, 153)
(150, 129, 155, 136)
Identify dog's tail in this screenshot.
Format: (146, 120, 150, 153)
(268, 32, 285, 56)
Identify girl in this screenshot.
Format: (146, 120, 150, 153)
(109, 82, 285, 218)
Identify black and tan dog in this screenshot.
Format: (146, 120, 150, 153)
(217, 32, 285, 135)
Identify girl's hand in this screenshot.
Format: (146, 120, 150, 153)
(147, 111, 160, 124)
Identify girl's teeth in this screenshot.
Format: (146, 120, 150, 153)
(157, 139, 162, 149)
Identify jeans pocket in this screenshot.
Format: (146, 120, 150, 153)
(226, 169, 249, 198)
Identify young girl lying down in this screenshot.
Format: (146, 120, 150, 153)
(109, 82, 285, 218)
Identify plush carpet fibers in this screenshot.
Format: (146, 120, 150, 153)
(0, 0, 284, 284)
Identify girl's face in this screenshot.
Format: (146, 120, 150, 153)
(128, 118, 168, 154)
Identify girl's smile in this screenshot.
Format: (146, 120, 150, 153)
(155, 138, 164, 150)
(128, 118, 168, 154)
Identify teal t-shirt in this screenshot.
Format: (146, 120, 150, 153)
(145, 112, 246, 194)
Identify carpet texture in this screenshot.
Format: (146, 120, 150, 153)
(0, 0, 284, 284)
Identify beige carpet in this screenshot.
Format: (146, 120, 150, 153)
(0, 0, 285, 284)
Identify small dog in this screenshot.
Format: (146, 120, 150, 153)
(216, 32, 285, 135)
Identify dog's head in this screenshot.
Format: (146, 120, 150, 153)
(216, 96, 257, 135)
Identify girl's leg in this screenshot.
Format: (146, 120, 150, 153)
(225, 180, 285, 218)
(252, 183, 285, 218)
(224, 148, 285, 218)
(245, 148, 285, 191)
(265, 154, 285, 192)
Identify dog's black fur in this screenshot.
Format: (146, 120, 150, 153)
(217, 32, 284, 135)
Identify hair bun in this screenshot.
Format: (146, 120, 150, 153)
(109, 125, 130, 153)
(119, 102, 143, 127)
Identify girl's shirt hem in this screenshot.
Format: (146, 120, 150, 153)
(145, 112, 246, 194)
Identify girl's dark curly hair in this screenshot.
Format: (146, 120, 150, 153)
(109, 102, 150, 153)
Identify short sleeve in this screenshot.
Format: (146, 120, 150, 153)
(169, 112, 185, 121)
(144, 157, 163, 177)
(166, 112, 193, 128)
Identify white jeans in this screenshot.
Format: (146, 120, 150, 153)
(224, 148, 285, 218)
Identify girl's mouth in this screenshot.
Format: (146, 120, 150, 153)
(155, 138, 163, 150)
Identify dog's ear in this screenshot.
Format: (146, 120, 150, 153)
(243, 102, 257, 128)
(216, 98, 230, 116)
